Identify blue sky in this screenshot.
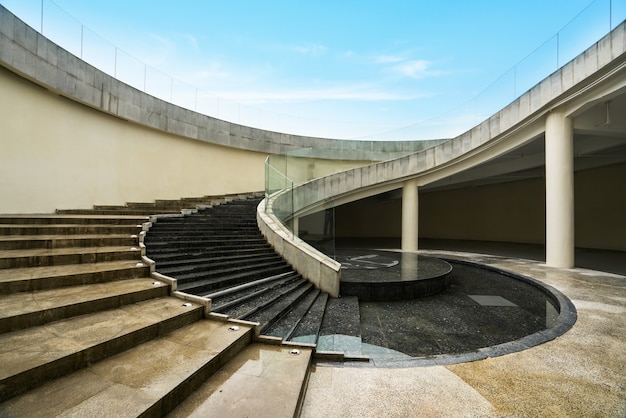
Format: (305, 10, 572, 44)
(2, 0, 623, 139)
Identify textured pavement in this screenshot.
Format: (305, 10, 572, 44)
(301, 250, 626, 417)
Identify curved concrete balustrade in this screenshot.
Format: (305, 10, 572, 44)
(289, 22, 626, 212)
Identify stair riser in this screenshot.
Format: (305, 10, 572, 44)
(0, 217, 147, 226)
(0, 225, 142, 236)
(57, 210, 180, 215)
(144, 240, 265, 250)
(172, 259, 287, 277)
(159, 254, 281, 274)
(0, 237, 138, 251)
(0, 306, 203, 403)
(177, 265, 294, 292)
(0, 286, 169, 334)
(147, 248, 276, 264)
(146, 246, 271, 258)
(0, 265, 151, 294)
(0, 250, 140, 269)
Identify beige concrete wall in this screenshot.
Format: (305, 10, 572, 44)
(335, 196, 402, 238)
(575, 162, 626, 251)
(0, 67, 266, 214)
(418, 178, 546, 244)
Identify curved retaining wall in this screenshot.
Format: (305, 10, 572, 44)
(0, 6, 435, 214)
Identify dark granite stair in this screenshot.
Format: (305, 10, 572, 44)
(145, 196, 333, 345)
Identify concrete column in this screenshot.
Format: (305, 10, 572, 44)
(545, 110, 575, 268)
(402, 179, 419, 252)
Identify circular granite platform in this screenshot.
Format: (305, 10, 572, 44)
(337, 249, 453, 301)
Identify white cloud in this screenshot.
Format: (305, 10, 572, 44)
(293, 43, 327, 55)
(393, 60, 434, 79)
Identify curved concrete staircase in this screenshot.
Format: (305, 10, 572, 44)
(144, 197, 331, 345)
(0, 195, 313, 417)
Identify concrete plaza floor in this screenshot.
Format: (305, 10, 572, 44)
(300, 244, 626, 417)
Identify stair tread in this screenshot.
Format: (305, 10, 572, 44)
(0, 245, 140, 259)
(0, 278, 168, 330)
(0, 319, 254, 417)
(0, 297, 203, 393)
(0, 215, 149, 223)
(166, 342, 312, 418)
(0, 233, 137, 241)
(0, 260, 147, 283)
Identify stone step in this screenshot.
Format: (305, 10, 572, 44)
(0, 278, 169, 333)
(0, 319, 255, 417)
(317, 296, 363, 355)
(0, 234, 138, 250)
(0, 259, 150, 293)
(290, 292, 330, 345)
(146, 246, 275, 264)
(177, 264, 295, 295)
(156, 253, 282, 275)
(144, 231, 261, 240)
(0, 223, 143, 236)
(144, 238, 267, 250)
(209, 272, 302, 311)
(150, 251, 279, 270)
(149, 222, 260, 231)
(56, 208, 182, 215)
(0, 246, 141, 269)
(166, 342, 312, 418)
(264, 288, 322, 340)
(172, 259, 289, 283)
(246, 282, 314, 334)
(0, 215, 148, 226)
(0, 296, 204, 402)
(221, 278, 308, 321)
(146, 245, 273, 260)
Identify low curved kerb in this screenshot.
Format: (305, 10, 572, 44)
(256, 198, 341, 298)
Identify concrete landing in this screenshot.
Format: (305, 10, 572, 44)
(167, 342, 312, 418)
(301, 251, 626, 417)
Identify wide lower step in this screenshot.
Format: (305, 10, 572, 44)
(0, 246, 142, 269)
(0, 319, 255, 417)
(0, 260, 151, 294)
(166, 343, 312, 418)
(0, 278, 170, 333)
(0, 296, 203, 402)
(0, 215, 148, 226)
(0, 234, 139, 250)
(0, 224, 143, 236)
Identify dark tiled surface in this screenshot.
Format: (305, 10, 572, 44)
(330, 251, 566, 361)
